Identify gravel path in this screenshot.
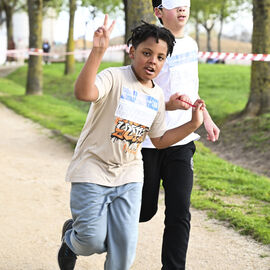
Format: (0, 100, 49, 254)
(0, 102, 269, 270)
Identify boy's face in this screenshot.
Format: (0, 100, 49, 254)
(129, 37, 168, 87)
(155, 6, 190, 34)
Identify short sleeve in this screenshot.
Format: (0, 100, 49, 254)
(94, 68, 114, 102)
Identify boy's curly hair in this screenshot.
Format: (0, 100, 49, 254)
(127, 21, 175, 57)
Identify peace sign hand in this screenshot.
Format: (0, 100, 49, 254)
(93, 14, 116, 50)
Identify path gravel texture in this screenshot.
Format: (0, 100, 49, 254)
(0, 103, 269, 270)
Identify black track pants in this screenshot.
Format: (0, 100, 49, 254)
(140, 142, 196, 270)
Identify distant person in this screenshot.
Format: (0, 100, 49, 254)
(139, 0, 220, 269)
(42, 40, 51, 64)
(57, 14, 206, 270)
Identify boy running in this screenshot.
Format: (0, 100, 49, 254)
(58, 15, 205, 270)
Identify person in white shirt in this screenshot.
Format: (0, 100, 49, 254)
(140, 1, 220, 269)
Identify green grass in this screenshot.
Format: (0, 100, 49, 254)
(1, 62, 122, 136)
(0, 94, 86, 136)
(199, 63, 270, 151)
(6, 62, 122, 113)
(198, 64, 251, 124)
(192, 142, 270, 244)
(0, 62, 270, 246)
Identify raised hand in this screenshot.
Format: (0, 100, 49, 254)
(93, 14, 116, 50)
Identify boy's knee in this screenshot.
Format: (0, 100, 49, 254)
(71, 232, 106, 256)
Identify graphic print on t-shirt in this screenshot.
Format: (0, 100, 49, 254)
(111, 87, 158, 154)
(111, 117, 149, 154)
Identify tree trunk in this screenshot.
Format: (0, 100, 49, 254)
(124, 0, 156, 65)
(3, 1, 15, 61)
(243, 0, 270, 116)
(218, 1, 226, 53)
(4, 5, 12, 46)
(64, 0, 76, 75)
(202, 21, 214, 52)
(217, 19, 223, 52)
(26, 0, 43, 95)
(206, 28, 212, 52)
(218, 16, 224, 52)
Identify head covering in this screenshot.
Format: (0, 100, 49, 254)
(158, 0, 190, 9)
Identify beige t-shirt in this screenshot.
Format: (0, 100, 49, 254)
(65, 66, 166, 186)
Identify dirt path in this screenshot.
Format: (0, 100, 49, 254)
(0, 102, 269, 270)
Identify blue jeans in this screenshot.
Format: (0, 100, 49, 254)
(64, 182, 143, 270)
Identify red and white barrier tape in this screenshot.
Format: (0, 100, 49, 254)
(5, 46, 270, 62)
(198, 51, 270, 62)
(5, 45, 128, 57)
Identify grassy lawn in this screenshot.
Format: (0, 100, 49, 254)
(198, 64, 250, 124)
(0, 62, 269, 246)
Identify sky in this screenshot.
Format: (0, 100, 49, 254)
(54, 7, 125, 43)
(53, 6, 253, 44)
(0, 5, 253, 49)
